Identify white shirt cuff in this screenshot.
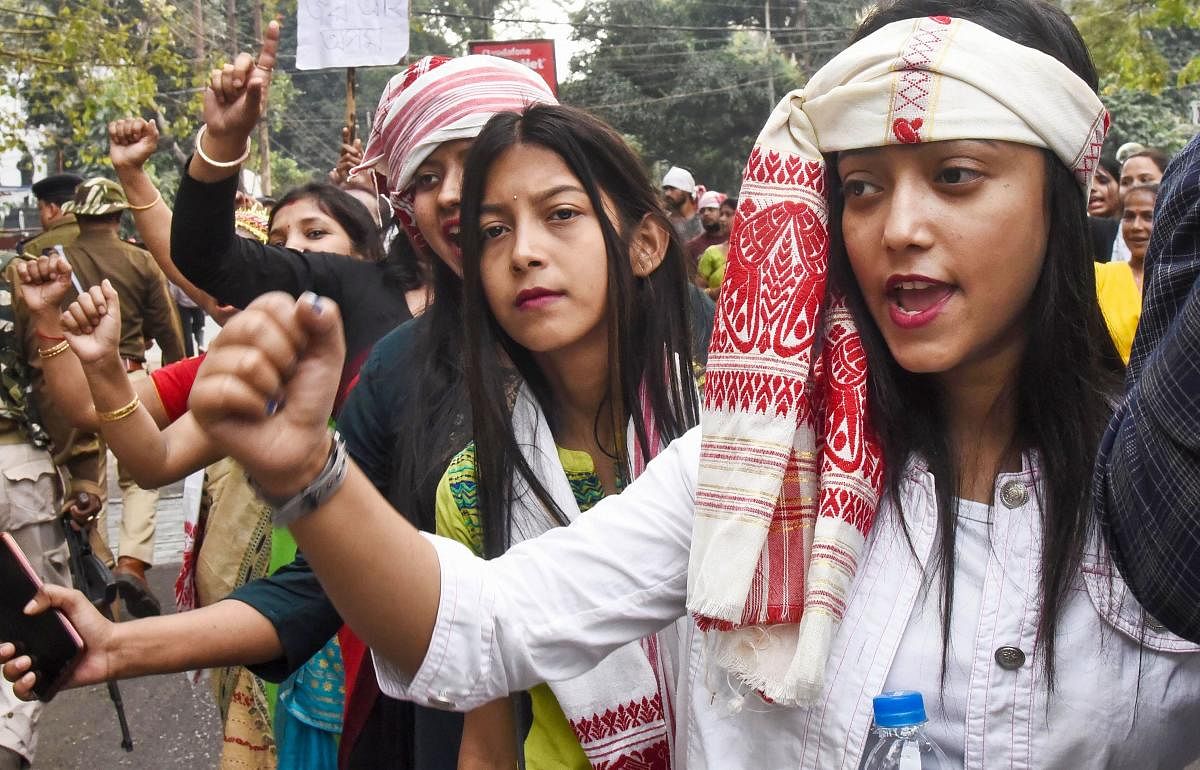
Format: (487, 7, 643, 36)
(372, 532, 503, 711)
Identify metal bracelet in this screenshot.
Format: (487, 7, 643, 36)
(253, 432, 348, 527)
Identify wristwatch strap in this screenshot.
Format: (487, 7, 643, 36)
(253, 431, 348, 526)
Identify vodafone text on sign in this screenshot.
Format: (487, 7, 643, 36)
(467, 39, 558, 95)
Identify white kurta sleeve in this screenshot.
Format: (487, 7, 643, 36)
(373, 427, 701, 710)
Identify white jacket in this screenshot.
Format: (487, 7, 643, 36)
(375, 428, 1200, 769)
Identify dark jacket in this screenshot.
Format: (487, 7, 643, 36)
(1095, 132, 1200, 641)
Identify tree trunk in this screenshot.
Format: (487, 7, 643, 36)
(193, 0, 205, 61)
(227, 0, 238, 58)
(253, 0, 271, 195)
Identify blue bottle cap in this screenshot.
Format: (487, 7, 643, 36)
(872, 690, 927, 728)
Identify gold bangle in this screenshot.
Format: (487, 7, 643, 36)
(195, 124, 251, 168)
(127, 190, 162, 211)
(98, 395, 141, 423)
(38, 340, 70, 359)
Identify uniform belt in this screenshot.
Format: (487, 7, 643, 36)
(122, 358, 144, 373)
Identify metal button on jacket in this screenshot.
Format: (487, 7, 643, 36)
(995, 646, 1026, 670)
(428, 693, 457, 710)
(999, 480, 1030, 509)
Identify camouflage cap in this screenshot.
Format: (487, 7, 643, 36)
(62, 177, 129, 216)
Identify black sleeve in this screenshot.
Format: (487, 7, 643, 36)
(229, 552, 343, 682)
(170, 167, 356, 308)
(337, 321, 420, 490)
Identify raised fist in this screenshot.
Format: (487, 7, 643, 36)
(108, 118, 160, 170)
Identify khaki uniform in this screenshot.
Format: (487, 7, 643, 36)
(18, 215, 79, 260)
(8, 263, 108, 556)
(15, 214, 104, 535)
(63, 229, 185, 365)
(8, 261, 106, 499)
(63, 229, 185, 566)
(0, 254, 70, 766)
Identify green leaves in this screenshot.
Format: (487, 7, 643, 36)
(1066, 0, 1199, 156)
(0, 0, 200, 173)
(1068, 0, 1200, 92)
(561, 0, 856, 194)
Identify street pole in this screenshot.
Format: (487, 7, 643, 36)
(193, 0, 205, 61)
(345, 67, 358, 145)
(253, 0, 271, 196)
(764, 0, 775, 107)
(797, 0, 810, 74)
(227, 0, 238, 58)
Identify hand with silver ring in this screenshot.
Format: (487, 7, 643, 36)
(201, 19, 281, 157)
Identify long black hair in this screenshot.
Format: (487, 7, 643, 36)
(380, 232, 430, 294)
(459, 104, 700, 558)
(269, 182, 385, 262)
(827, 0, 1124, 687)
(385, 252, 467, 529)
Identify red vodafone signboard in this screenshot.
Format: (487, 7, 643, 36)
(467, 39, 558, 96)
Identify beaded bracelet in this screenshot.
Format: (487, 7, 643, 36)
(38, 340, 70, 359)
(195, 124, 251, 169)
(98, 394, 141, 423)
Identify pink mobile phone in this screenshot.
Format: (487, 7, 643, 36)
(0, 532, 84, 701)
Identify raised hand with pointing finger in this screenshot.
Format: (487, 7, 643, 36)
(192, 18, 280, 181)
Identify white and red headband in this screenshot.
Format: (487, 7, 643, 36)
(690, 15, 1107, 706)
(353, 55, 558, 249)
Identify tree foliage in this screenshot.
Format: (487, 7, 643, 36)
(0, 0, 303, 199)
(0, 0, 198, 175)
(1100, 73, 1198, 155)
(1067, 0, 1200, 92)
(1066, 0, 1200, 156)
(560, 0, 861, 194)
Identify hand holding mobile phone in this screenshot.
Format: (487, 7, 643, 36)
(0, 532, 84, 701)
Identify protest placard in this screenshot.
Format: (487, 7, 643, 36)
(296, 0, 409, 70)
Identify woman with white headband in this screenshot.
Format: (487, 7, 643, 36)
(12, 0, 1200, 767)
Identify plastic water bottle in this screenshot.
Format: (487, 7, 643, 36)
(862, 690, 951, 770)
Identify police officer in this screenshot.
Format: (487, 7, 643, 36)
(58, 178, 185, 616)
(19, 174, 83, 259)
(17, 173, 108, 582)
(0, 250, 72, 770)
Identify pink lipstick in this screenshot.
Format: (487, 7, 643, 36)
(515, 286, 565, 310)
(885, 274, 954, 330)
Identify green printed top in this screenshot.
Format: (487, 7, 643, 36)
(435, 442, 620, 770)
